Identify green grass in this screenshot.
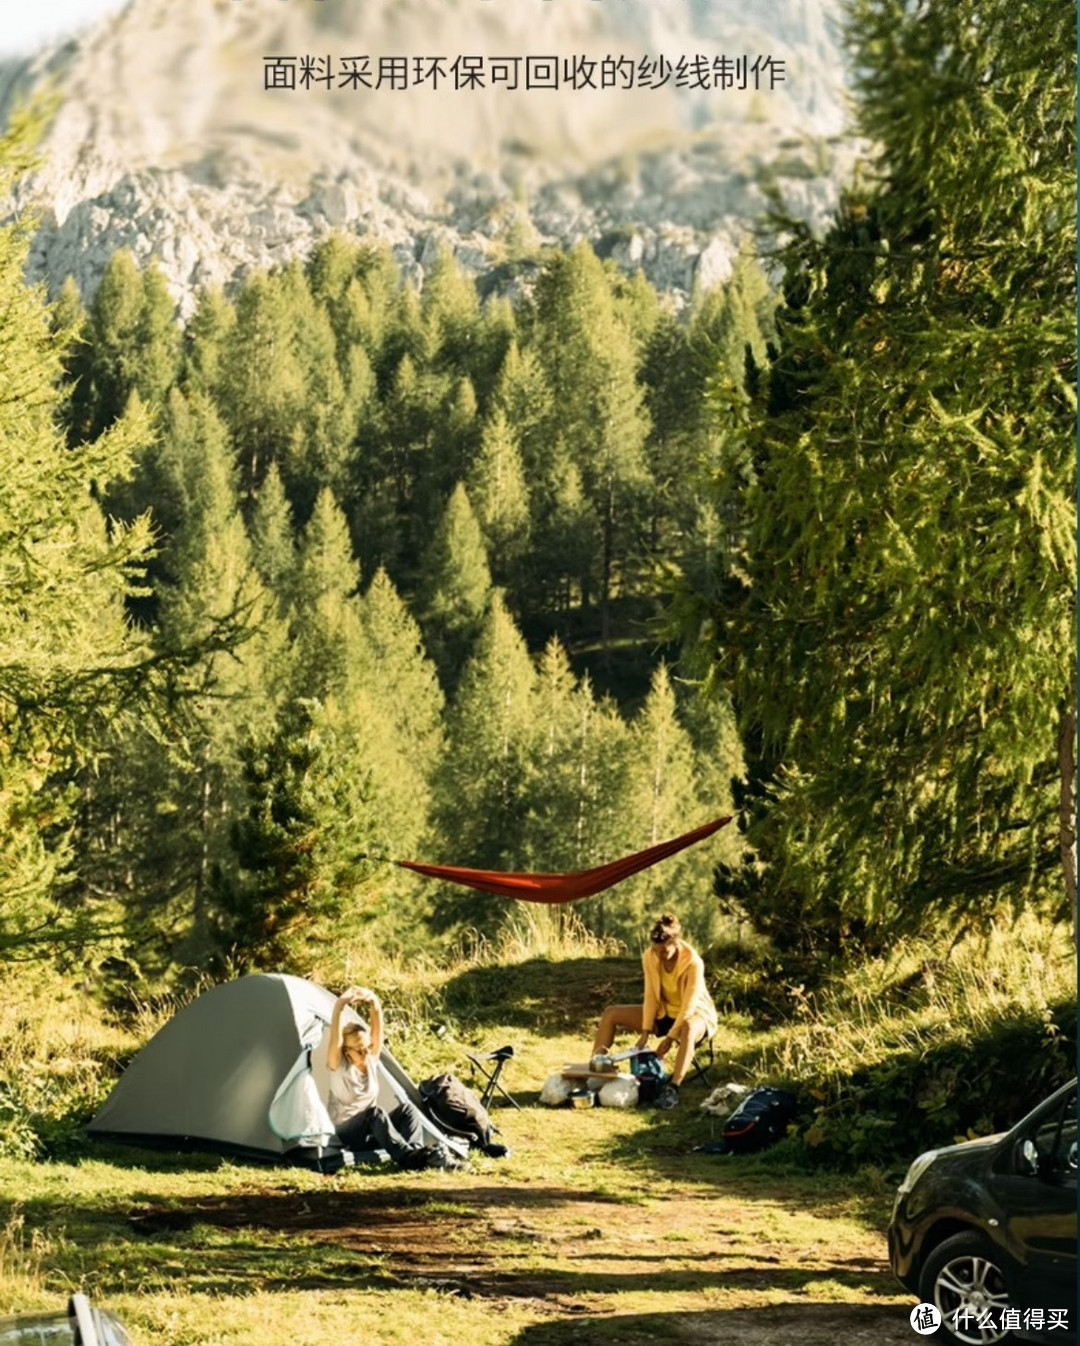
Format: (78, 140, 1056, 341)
(0, 914, 1073, 1344)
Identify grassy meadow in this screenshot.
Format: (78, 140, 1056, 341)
(0, 914, 1074, 1345)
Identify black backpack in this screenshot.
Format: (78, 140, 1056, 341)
(419, 1072, 507, 1156)
(721, 1087, 798, 1153)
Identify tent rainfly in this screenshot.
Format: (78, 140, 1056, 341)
(88, 973, 461, 1165)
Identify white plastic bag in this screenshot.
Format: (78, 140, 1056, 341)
(539, 1072, 575, 1106)
(598, 1076, 639, 1109)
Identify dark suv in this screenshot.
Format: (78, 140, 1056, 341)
(889, 1078, 1077, 1346)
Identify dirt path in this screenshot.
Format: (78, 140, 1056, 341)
(130, 1179, 915, 1344)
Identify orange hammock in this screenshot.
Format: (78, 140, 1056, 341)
(396, 816, 732, 904)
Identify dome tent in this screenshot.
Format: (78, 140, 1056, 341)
(88, 974, 462, 1167)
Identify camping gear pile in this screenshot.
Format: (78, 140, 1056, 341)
(698, 1085, 799, 1155)
(539, 1049, 669, 1109)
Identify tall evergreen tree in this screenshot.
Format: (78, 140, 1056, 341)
(491, 339, 556, 486)
(532, 245, 652, 636)
(250, 463, 298, 613)
(528, 441, 599, 614)
(467, 408, 530, 586)
(292, 486, 365, 700)
(0, 108, 158, 953)
(618, 664, 716, 939)
(148, 389, 288, 955)
(691, 0, 1077, 947)
(432, 594, 536, 929)
(418, 483, 493, 687)
(222, 694, 389, 968)
(359, 568, 445, 780)
(421, 246, 482, 374)
(70, 251, 182, 439)
(183, 284, 237, 397)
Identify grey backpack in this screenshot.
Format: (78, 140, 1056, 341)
(419, 1072, 508, 1155)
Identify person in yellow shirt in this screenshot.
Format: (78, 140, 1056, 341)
(590, 913, 718, 1108)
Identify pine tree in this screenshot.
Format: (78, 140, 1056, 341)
(150, 388, 288, 955)
(292, 486, 365, 701)
(432, 594, 536, 930)
(532, 245, 652, 637)
(467, 408, 530, 585)
(0, 107, 157, 953)
(692, 0, 1077, 947)
(418, 483, 493, 687)
(250, 463, 298, 613)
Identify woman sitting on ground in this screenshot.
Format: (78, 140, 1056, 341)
(327, 986, 456, 1170)
(591, 913, 718, 1108)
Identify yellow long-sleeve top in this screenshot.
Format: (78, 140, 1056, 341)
(641, 942, 718, 1040)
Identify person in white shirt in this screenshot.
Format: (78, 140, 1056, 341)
(327, 986, 450, 1169)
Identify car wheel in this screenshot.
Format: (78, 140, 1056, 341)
(918, 1231, 1016, 1345)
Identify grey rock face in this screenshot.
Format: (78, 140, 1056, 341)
(0, 0, 862, 315)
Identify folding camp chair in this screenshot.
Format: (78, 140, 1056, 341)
(466, 1045, 520, 1111)
(688, 1034, 715, 1087)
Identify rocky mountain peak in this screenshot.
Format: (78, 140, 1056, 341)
(0, 0, 860, 315)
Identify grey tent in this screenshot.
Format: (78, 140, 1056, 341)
(88, 973, 462, 1166)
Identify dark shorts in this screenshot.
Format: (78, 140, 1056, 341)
(654, 1015, 706, 1043)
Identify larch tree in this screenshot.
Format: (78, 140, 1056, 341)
(532, 245, 652, 636)
(182, 284, 237, 398)
(432, 594, 537, 931)
(0, 108, 155, 952)
(619, 664, 716, 941)
(150, 389, 288, 955)
(70, 251, 182, 440)
(249, 463, 298, 615)
(466, 407, 531, 586)
(691, 0, 1076, 948)
(355, 566, 446, 829)
(291, 486, 365, 701)
(418, 482, 493, 688)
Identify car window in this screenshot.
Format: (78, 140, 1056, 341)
(1032, 1090, 1077, 1178)
(95, 1313, 136, 1346)
(0, 1317, 73, 1345)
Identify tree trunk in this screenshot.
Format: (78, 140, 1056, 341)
(1058, 704, 1077, 940)
(194, 765, 212, 947)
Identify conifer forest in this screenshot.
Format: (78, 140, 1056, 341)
(1, 0, 1075, 991)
